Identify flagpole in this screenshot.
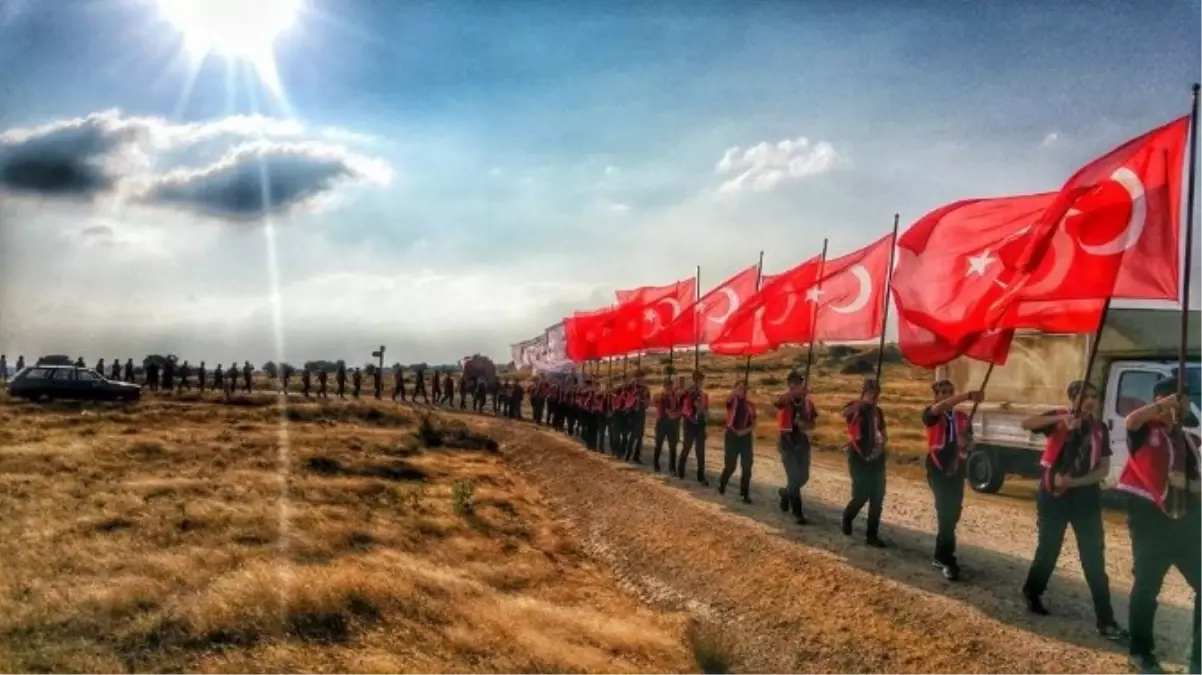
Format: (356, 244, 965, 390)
(969, 363, 994, 423)
(873, 214, 901, 388)
(803, 238, 830, 382)
(693, 264, 702, 372)
(1075, 298, 1114, 416)
(1178, 82, 1200, 402)
(742, 250, 766, 383)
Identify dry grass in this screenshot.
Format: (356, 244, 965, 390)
(0, 395, 693, 673)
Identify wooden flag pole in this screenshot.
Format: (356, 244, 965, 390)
(873, 215, 901, 389)
(802, 238, 830, 383)
(742, 251, 766, 383)
(1074, 298, 1114, 417)
(693, 264, 702, 372)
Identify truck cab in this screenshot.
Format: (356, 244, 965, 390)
(939, 308, 1200, 495)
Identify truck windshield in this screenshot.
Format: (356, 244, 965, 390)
(1175, 364, 1201, 412)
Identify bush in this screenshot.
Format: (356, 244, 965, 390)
(826, 345, 858, 360)
(687, 622, 736, 674)
(759, 375, 782, 386)
(452, 481, 475, 516)
(840, 358, 875, 375)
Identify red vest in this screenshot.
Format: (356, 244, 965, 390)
(725, 396, 755, 431)
(777, 396, 816, 432)
(1038, 413, 1105, 495)
(845, 403, 882, 459)
(927, 409, 972, 475)
(1117, 421, 1198, 517)
(656, 390, 681, 419)
(681, 389, 709, 422)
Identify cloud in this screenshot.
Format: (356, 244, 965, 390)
(715, 136, 839, 195)
(136, 141, 392, 222)
(1040, 131, 1060, 148)
(606, 201, 630, 213)
(0, 110, 389, 220)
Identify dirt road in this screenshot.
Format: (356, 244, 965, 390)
(454, 412, 1196, 673)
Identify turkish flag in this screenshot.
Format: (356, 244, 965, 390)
(615, 277, 698, 350)
(659, 265, 760, 348)
(896, 316, 1013, 369)
(564, 308, 611, 362)
(983, 116, 1188, 330)
(708, 257, 820, 356)
(894, 195, 1110, 350)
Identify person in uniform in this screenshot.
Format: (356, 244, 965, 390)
(491, 378, 503, 415)
(0, 354, 7, 384)
(302, 367, 312, 398)
(242, 362, 253, 393)
(678, 370, 710, 485)
(1119, 379, 1200, 673)
(921, 379, 982, 580)
(775, 371, 818, 525)
(597, 378, 613, 451)
(336, 364, 347, 398)
(110, 359, 121, 381)
(373, 367, 383, 400)
(178, 361, 191, 391)
(565, 381, 579, 436)
(95, 358, 105, 379)
(162, 359, 175, 392)
(653, 377, 683, 473)
(196, 361, 206, 392)
(226, 363, 238, 397)
(146, 361, 159, 391)
(442, 373, 455, 406)
(511, 378, 525, 419)
(281, 364, 292, 394)
(413, 366, 429, 404)
(213, 363, 224, 394)
(530, 376, 545, 424)
(579, 379, 596, 449)
(841, 379, 889, 548)
(614, 378, 632, 456)
(458, 374, 468, 409)
(318, 369, 329, 398)
(352, 368, 362, 398)
(393, 366, 406, 402)
(718, 379, 756, 503)
(16, 355, 26, 374)
(124, 358, 135, 383)
(627, 371, 651, 462)
(473, 377, 487, 412)
(431, 370, 443, 404)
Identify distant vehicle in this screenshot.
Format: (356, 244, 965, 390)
(5, 365, 141, 402)
(938, 308, 1201, 494)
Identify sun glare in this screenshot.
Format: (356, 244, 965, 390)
(157, 0, 300, 58)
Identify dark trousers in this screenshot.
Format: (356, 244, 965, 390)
(532, 399, 545, 424)
(719, 430, 753, 496)
(597, 413, 609, 451)
(779, 435, 811, 517)
(927, 466, 965, 565)
(459, 390, 467, 409)
(679, 422, 707, 480)
(624, 411, 646, 461)
(1022, 486, 1115, 627)
(414, 384, 429, 404)
(653, 417, 681, 471)
(1127, 495, 1201, 662)
(510, 399, 522, 419)
(612, 413, 628, 455)
(843, 453, 886, 538)
(393, 382, 405, 401)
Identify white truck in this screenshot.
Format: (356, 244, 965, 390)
(938, 308, 1201, 494)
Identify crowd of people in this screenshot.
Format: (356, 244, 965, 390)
(0, 350, 1197, 673)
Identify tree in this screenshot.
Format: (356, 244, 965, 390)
(262, 361, 279, 378)
(143, 354, 178, 368)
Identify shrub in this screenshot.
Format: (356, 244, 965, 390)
(451, 481, 475, 516)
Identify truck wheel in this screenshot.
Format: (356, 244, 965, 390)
(967, 450, 1005, 494)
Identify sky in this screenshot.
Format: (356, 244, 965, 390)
(0, 0, 1199, 368)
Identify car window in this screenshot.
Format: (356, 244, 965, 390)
(1116, 370, 1162, 417)
(21, 368, 51, 380)
(76, 370, 98, 382)
(49, 368, 76, 381)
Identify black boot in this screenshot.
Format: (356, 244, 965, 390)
(777, 488, 789, 512)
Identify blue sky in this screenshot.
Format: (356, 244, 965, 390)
(0, 0, 1198, 366)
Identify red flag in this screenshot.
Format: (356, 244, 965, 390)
(894, 194, 1112, 346)
(896, 316, 1014, 368)
(564, 308, 611, 362)
(615, 277, 698, 350)
(712, 234, 894, 355)
(983, 116, 1188, 331)
(659, 265, 760, 347)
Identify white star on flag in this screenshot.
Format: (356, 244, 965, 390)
(966, 249, 997, 277)
(805, 287, 825, 303)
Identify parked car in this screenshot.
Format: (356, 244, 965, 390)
(5, 365, 141, 402)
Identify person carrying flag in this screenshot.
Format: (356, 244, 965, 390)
(775, 370, 817, 526)
(677, 370, 710, 485)
(718, 379, 756, 503)
(841, 379, 889, 548)
(921, 379, 982, 581)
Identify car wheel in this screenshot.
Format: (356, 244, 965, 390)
(967, 449, 1005, 494)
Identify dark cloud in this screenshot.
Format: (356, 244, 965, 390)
(0, 112, 142, 197)
(138, 143, 386, 222)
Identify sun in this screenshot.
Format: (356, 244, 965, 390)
(157, 0, 301, 58)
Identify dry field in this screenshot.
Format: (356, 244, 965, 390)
(0, 394, 694, 673)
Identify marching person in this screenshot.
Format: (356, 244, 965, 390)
(0, 354, 6, 384)
(318, 369, 329, 398)
(653, 377, 683, 473)
(775, 371, 817, 526)
(213, 363, 224, 394)
(197, 361, 207, 392)
(718, 378, 756, 503)
(473, 377, 487, 413)
(302, 367, 312, 398)
(352, 368, 362, 398)
(841, 379, 889, 548)
(393, 366, 406, 402)
(242, 361, 253, 393)
(162, 359, 175, 392)
(598, 379, 613, 451)
(1119, 379, 1200, 673)
(458, 373, 468, 410)
(677, 370, 710, 485)
(442, 372, 455, 406)
(1019, 381, 1127, 643)
(16, 355, 25, 373)
(96, 358, 105, 379)
(226, 363, 238, 397)
(178, 361, 191, 391)
(124, 358, 135, 383)
(921, 379, 982, 580)
(110, 359, 120, 381)
(580, 379, 597, 449)
(336, 363, 347, 398)
(413, 366, 430, 404)
(625, 370, 651, 462)
(373, 366, 383, 400)
(431, 369, 443, 404)
(281, 364, 292, 393)
(510, 378, 525, 419)
(530, 376, 546, 424)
